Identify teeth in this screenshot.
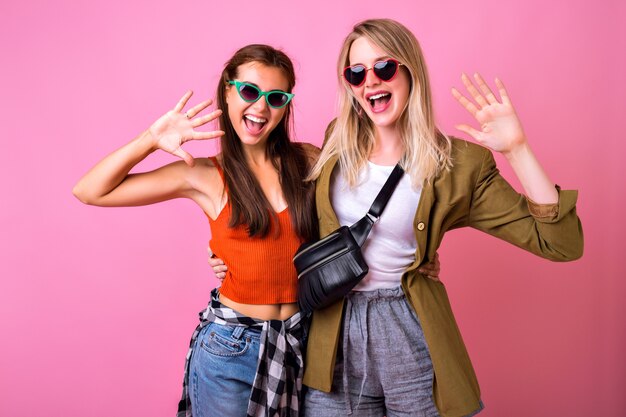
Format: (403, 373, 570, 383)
(244, 115, 267, 123)
(369, 93, 390, 100)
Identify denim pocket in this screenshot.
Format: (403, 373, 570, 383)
(200, 325, 250, 357)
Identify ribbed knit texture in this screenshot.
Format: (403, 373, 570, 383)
(207, 157, 301, 304)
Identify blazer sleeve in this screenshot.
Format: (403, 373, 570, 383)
(467, 147, 584, 261)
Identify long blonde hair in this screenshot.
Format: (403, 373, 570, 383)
(309, 18, 452, 187)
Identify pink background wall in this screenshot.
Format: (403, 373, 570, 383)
(1, 0, 624, 416)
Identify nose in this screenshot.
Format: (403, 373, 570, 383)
(364, 67, 380, 88)
(251, 94, 269, 112)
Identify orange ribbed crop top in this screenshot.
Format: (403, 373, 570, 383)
(206, 157, 302, 304)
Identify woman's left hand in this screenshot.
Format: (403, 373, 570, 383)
(452, 73, 526, 155)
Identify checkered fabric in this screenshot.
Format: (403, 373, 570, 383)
(177, 288, 305, 417)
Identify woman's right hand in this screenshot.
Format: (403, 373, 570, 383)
(418, 252, 442, 282)
(208, 247, 228, 281)
(148, 91, 224, 166)
(73, 91, 224, 207)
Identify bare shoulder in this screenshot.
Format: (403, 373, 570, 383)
(193, 155, 220, 170)
(187, 155, 224, 190)
(183, 156, 226, 217)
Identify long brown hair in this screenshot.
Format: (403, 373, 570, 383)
(216, 44, 317, 241)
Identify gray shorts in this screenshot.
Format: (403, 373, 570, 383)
(303, 287, 483, 417)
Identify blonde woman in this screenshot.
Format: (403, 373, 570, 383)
(301, 19, 583, 417)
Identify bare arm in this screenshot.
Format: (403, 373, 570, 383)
(452, 73, 558, 204)
(73, 91, 223, 207)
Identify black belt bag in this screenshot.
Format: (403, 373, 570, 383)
(294, 164, 404, 313)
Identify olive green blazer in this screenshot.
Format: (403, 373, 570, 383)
(303, 138, 583, 417)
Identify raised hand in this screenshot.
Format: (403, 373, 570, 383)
(451, 74, 526, 155)
(148, 91, 224, 166)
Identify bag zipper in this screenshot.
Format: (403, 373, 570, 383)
(292, 231, 342, 262)
(297, 247, 350, 279)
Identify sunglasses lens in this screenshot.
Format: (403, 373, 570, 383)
(238, 84, 260, 102)
(344, 65, 366, 86)
(267, 92, 289, 108)
(373, 60, 398, 81)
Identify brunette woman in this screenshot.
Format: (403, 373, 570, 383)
(74, 44, 317, 417)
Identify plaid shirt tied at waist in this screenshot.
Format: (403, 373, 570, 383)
(177, 288, 306, 417)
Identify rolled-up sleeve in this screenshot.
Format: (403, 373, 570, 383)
(468, 148, 584, 261)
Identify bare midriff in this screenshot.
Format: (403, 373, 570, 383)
(219, 294, 299, 321)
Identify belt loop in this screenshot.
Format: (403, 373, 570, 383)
(232, 325, 245, 340)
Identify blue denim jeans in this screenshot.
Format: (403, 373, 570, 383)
(189, 321, 262, 417)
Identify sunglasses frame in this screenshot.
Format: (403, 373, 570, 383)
(342, 58, 404, 87)
(228, 80, 294, 109)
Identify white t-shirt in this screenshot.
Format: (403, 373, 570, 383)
(330, 161, 421, 291)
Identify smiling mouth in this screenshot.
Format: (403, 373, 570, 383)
(368, 92, 391, 112)
(244, 114, 267, 135)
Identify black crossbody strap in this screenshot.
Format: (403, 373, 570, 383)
(368, 164, 405, 219)
(349, 164, 404, 246)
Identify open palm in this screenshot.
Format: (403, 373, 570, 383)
(452, 73, 526, 154)
(148, 91, 224, 166)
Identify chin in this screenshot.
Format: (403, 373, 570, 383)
(233, 125, 270, 148)
(239, 135, 268, 147)
(367, 113, 399, 129)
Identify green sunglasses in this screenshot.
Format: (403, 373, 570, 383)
(228, 80, 294, 109)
